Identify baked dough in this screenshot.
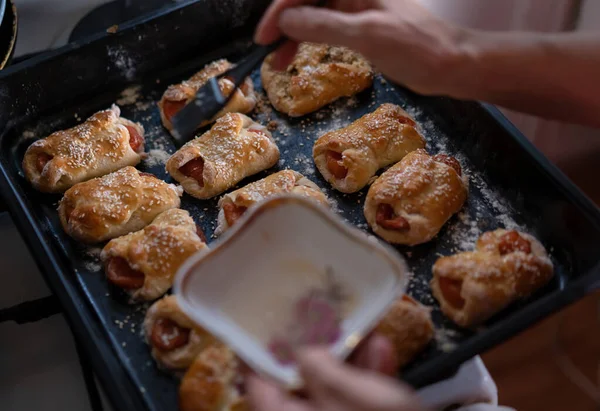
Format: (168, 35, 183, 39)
(215, 170, 328, 235)
(375, 295, 434, 369)
(159, 59, 256, 134)
(101, 209, 207, 302)
(179, 344, 247, 411)
(144, 295, 216, 371)
(58, 167, 182, 244)
(261, 42, 373, 117)
(364, 149, 468, 245)
(431, 229, 554, 328)
(22, 105, 145, 193)
(314, 104, 426, 193)
(166, 113, 280, 199)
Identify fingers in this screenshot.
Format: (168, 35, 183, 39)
(351, 334, 399, 376)
(297, 349, 421, 410)
(278, 7, 366, 48)
(255, 0, 320, 44)
(246, 375, 314, 411)
(272, 40, 300, 71)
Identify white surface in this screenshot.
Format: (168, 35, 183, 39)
(418, 357, 498, 409)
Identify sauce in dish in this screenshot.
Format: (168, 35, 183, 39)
(216, 261, 357, 365)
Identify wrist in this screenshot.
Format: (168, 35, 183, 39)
(435, 26, 489, 100)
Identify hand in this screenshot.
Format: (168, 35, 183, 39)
(255, 0, 470, 97)
(247, 334, 425, 411)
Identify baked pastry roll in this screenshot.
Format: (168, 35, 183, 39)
(261, 42, 373, 117)
(215, 170, 328, 235)
(314, 104, 426, 193)
(159, 59, 256, 134)
(22, 105, 145, 193)
(101, 209, 207, 302)
(364, 149, 468, 246)
(58, 167, 182, 244)
(144, 295, 216, 371)
(375, 295, 434, 369)
(166, 113, 280, 199)
(179, 344, 247, 411)
(431, 229, 554, 328)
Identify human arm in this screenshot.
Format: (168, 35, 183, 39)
(255, 0, 600, 127)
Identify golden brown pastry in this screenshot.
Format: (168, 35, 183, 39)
(166, 113, 280, 199)
(159, 59, 256, 134)
(101, 209, 207, 302)
(179, 344, 247, 411)
(215, 170, 328, 235)
(431, 229, 554, 328)
(144, 295, 216, 371)
(375, 295, 434, 369)
(58, 167, 182, 244)
(22, 105, 145, 193)
(314, 104, 426, 193)
(261, 43, 374, 117)
(364, 149, 468, 246)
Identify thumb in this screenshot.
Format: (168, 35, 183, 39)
(279, 7, 365, 49)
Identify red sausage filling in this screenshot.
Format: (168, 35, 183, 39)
(326, 150, 348, 180)
(179, 158, 205, 188)
(126, 125, 144, 153)
(106, 257, 145, 290)
(195, 225, 207, 243)
(222, 202, 248, 227)
(36, 153, 53, 173)
(151, 318, 191, 351)
(432, 154, 462, 176)
(498, 231, 532, 255)
(397, 116, 417, 127)
(163, 100, 187, 122)
(439, 277, 466, 309)
(376, 204, 410, 231)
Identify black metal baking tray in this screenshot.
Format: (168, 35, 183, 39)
(1, 1, 600, 410)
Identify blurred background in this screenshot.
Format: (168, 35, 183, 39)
(1, 0, 599, 410)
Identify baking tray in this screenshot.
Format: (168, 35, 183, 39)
(1, 1, 600, 410)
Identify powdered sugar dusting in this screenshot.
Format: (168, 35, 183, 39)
(116, 85, 142, 106)
(293, 153, 315, 176)
(434, 327, 460, 353)
(144, 149, 172, 167)
(83, 247, 103, 272)
(107, 45, 136, 81)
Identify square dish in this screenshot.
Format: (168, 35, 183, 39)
(174, 196, 409, 388)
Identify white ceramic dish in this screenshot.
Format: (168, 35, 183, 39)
(174, 195, 410, 388)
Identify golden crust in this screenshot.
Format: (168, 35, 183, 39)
(58, 167, 182, 244)
(375, 295, 434, 369)
(158, 59, 256, 133)
(166, 113, 280, 199)
(431, 229, 554, 328)
(144, 296, 216, 371)
(101, 209, 207, 302)
(215, 170, 328, 235)
(364, 149, 468, 245)
(314, 104, 426, 193)
(179, 344, 247, 411)
(261, 43, 374, 117)
(22, 105, 145, 193)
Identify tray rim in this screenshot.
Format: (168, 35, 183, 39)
(0, 0, 599, 406)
